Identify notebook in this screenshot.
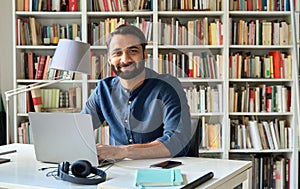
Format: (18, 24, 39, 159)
(28, 112, 99, 166)
(135, 169, 183, 187)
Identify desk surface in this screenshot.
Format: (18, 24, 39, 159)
(0, 144, 252, 189)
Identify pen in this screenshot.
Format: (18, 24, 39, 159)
(0, 149, 17, 156)
(180, 171, 214, 189)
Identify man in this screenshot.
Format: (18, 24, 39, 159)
(81, 24, 192, 160)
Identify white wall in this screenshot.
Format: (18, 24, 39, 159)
(0, 0, 13, 142)
(0, 0, 13, 101)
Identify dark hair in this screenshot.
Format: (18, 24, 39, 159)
(106, 24, 147, 51)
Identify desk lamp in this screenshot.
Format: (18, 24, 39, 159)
(4, 39, 90, 144)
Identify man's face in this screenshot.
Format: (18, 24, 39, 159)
(108, 34, 146, 80)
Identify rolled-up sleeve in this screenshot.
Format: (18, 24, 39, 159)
(155, 75, 192, 157)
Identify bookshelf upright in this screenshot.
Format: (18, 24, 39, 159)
(11, 0, 299, 188)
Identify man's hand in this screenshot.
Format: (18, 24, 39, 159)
(96, 141, 171, 161)
(96, 144, 127, 161)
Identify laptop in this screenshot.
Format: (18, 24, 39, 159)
(28, 112, 99, 166)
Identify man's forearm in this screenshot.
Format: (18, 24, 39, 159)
(97, 140, 171, 160)
(125, 140, 171, 159)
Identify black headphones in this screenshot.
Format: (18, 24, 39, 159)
(57, 160, 106, 185)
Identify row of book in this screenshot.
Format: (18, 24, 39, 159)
(229, 50, 292, 79)
(230, 19, 291, 46)
(184, 84, 222, 113)
(17, 86, 82, 113)
(19, 52, 80, 81)
(159, 0, 222, 11)
(16, 0, 79, 12)
(17, 120, 33, 144)
(19, 50, 290, 81)
(229, 84, 291, 113)
(16, 17, 81, 46)
(23, 16, 296, 47)
(230, 153, 290, 189)
(89, 0, 152, 11)
(89, 51, 222, 80)
(229, 0, 291, 11)
(88, 17, 152, 45)
(158, 52, 222, 79)
(197, 117, 222, 149)
(39, 87, 82, 109)
(158, 17, 223, 46)
(230, 118, 292, 150)
(89, 16, 224, 46)
(90, 53, 110, 79)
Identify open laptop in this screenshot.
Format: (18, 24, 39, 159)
(28, 112, 99, 166)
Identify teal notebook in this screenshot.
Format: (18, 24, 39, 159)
(135, 169, 183, 187)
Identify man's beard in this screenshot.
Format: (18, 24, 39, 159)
(111, 60, 145, 80)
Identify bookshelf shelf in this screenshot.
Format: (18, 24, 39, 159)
(15, 11, 82, 18)
(87, 11, 153, 17)
(158, 11, 224, 16)
(158, 45, 224, 49)
(229, 78, 294, 82)
(229, 45, 294, 49)
(179, 78, 224, 83)
(229, 112, 293, 116)
(199, 149, 224, 153)
(16, 46, 57, 50)
(229, 11, 291, 16)
(16, 79, 84, 83)
(229, 149, 293, 153)
(11, 0, 299, 187)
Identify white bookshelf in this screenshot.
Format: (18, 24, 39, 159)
(11, 0, 299, 187)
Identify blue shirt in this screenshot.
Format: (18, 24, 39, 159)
(81, 68, 191, 157)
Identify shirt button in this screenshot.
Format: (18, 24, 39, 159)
(129, 138, 133, 143)
(128, 101, 131, 104)
(124, 119, 128, 123)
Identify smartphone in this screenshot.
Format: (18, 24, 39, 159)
(0, 158, 10, 164)
(150, 160, 182, 169)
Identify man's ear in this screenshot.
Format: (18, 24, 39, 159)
(143, 49, 148, 60)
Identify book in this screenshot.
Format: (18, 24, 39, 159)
(135, 169, 183, 187)
(248, 120, 262, 150)
(262, 21, 272, 45)
(30, 88, 42, 112)
(268, 50, 282, 79)
(16, 0, 24, 11)
(27, 52, 35, 79)
(69, 0, 78, 12)
(35, 55, 46, 80)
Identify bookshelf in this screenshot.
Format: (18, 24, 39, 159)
(294, 0, 300, 186)
(228, 1, 299, 189)
(11, 0, 299, 188)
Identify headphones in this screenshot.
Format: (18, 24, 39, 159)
(57, 160, 106, 185)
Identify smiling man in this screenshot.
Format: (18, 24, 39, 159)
(81, 24, 192, 160)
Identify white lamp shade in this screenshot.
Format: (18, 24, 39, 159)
(50, 39, 91, 74)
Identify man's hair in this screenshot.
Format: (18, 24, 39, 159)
(106, 24, 147, 51)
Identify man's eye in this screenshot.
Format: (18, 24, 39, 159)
(129, 49, 139, 54)
(112, 51, 122, 56)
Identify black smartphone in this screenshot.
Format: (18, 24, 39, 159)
(150, 160, 182, 169)
(0, 158, 10, 164)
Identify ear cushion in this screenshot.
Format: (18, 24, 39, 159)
(70, 160, 92, 178)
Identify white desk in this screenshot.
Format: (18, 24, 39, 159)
(0, 144, 252, 189)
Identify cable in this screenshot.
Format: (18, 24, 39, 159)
(38, 166, 57, 171)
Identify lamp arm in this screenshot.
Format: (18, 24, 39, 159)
(4, 79, 64, 101)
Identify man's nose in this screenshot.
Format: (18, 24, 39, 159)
(120, 51, 132, 63)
